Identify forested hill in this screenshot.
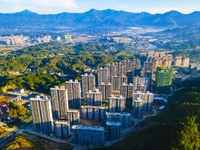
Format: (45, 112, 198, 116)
(106, 78, 200, 150)
(1, 9, 200, 32)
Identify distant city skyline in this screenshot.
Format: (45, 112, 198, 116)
(0, 0, 200, 14)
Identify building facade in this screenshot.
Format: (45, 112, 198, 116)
(155, 67, 174, 87)
(86, 89, 102, 106)
(50, 86, 68, 119)
(72, 125, 104, 145)
(106, 112, 131, 128)
(54, 120, 70, 138)
(108, 95, 125, 112)
(81, 105, 106, 121)
(106, 121, 121, 140)
(30, 95, 53, 134)
(81, 73, 95, 98)
(99, 83, 112, 100)
(66, 80, 81, 109)
(66, 109, 80, 124)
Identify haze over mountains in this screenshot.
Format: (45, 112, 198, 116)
(0, 9, 200, 34)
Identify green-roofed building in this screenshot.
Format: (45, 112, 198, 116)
(155, 67, 174, 87)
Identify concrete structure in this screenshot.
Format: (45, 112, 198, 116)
(106, 112, 131, 128)
(64, 34, 72, 42)
(54, 120, 70, 138)
(97, 67, 109, 85)
(133, 68, 142, 77)
(111, 75, 120, 91)
(132, 59, 141, 69)
(81, 105, 106, 121)
(50, 86, 68, 119)
(72, 125, 104, 145)
(66, 109, 80, 124)
(125, 60, 132, 71)
(182, 57, 190, 67)
(120, 76, 128, 85)
(133, 76, 150, 92)
(108, 95, 125, 112)
(126, 70, 133, 83)
(30, 95, 53, 134)
(155, 67, 174, 87)
(144, 61, 154, 72)
(86, 89, 102, 106)
(106, 63, 117, 83)
(116, 62, 126, 77)
(106, 121, 121, 140)
(132, 91, 154, 112)
(144, 71, 153, 80)
(174, 56, 182, 67)
(133, 98, 143, 120)
(120, 83, 134, 101)
(66, 80, 81, 109)
(99, 83, 112, 100)
(81, 73, 95, 98)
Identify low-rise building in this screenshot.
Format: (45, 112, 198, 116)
(81, 105, 106, 121)
(106, 121, 121, 140)
(54, 120, 70, 138)
(66, 109, 80, 124)
(106, 112, 131, 128)
(72, 125, 104, 145)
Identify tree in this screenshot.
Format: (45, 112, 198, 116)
(176, 116, 200, 150)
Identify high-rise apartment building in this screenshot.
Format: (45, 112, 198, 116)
(66, 80, 81, 109)
(144, 71, 152, 80)
(97, 67, 109, 85)
(66, 109, 80, 124)
(132, 91, 154, 112)
(174, 56, 182, 67)
(81, 73, 95, 98)
(81, 105, 106, 121)
(106, 121, 121, 140)
(50, 86, 68, 119)
(54, 120, 70, 138)
(86, 89, 102, 106)
(116, 62, 126, 77)
(144, 61, 154, 72)
(125, 60, 132, 71)
(133, 98, 143, 120)
(120, 83, 134, 101)
(72, 125, 104, 145)
(133, 76, 150, 92)
(106, 112, 131, 128)
(99, 83, 112, 100)
(133, 68, 142, 77)
(30, 95, 53, 134)
(120, 76, 128, 85)
(111, 75, 120, 91)
(126, 70, 133, 83)
(132, 59, 141, 70)
(108, 95, 125, 112)
(182, 57, 190, 67)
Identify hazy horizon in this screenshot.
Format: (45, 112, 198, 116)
(1, 8, 200, 15)
(0, 0, 199, 14)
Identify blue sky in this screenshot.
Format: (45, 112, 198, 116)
(0, 0, 199, 14)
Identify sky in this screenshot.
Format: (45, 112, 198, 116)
(0, 0, 200, 14)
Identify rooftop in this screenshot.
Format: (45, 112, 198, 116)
(72, 125, 104, 131)
(106, 121, 121, 126)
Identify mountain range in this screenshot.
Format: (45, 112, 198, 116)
(0, 9, 200, 33)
